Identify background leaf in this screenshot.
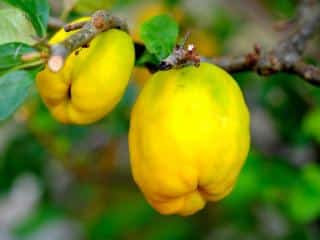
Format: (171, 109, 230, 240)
(3, 0, 49, 37)
(0, 70, 34, 121)
(0, 42, 36, 75)
(288, 164, 320, 223)
(136, 51, 160, 67)
(0, 1, 319, 239)
(140, 14, 179, 61)
(302, 108, 320, 143)
(0, 4, 37, 44)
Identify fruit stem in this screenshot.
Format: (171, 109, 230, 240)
(159, 32, 201, 71)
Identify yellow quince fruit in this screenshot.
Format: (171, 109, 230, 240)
(129, 63, 250, 216)
(36, 18, 135, 124)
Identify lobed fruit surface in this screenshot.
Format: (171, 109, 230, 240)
(129, 63, 250, 216)
(37, 18, 135, 124)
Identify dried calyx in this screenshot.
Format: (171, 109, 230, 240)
(159, 32, 201, 71)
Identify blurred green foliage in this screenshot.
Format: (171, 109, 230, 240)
(303, 109, 320, 143)
(262, 0, 298, 17)
(0, 0, 320, 240)
(0, 132, 46, 191)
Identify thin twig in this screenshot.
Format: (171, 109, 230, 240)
(48, 17, 65, 30)
(293, 61, 320, 86)
(64, 21, 88, 32)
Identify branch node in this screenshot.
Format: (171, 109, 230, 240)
(92, 11, 109, 29)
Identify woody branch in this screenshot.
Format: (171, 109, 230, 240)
(39, 1, 320, 86)
(203, 0, 320, 86)
(47, 10, 128, 72)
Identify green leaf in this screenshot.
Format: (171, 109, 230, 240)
(0, 5, 37, 44)
(136, 51, 160, 66)
(0, 70, 34, 120)
(288, 164, 320, 223)
(14, 204, 64, 236)
(4, 0, 49, 37)
(302, 108, 320, 143)
(222, 151, 263, 210)
(0, 42, 36, 72)
(263, 0, 296, 18)
(140, 14, 179, 61)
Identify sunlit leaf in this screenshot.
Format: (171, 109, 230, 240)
(288, 164, 320, 223)
(140, 14, 179, 61)
(0, 5, 37, 44)
(302, 108, 320, 143)
(0, 42, 36, 74)
(4, 0, 49, 37)
(0, 70, 34, 120)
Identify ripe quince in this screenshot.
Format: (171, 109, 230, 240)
(36, 18, 135, 124)
(129, 63, 250, 216)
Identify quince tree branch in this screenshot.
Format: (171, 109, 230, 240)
(48, 17, 65, 30)
(204, 0, 320, 86)
(151, 0, 320, 86)
(37, 1, 320, 86)
(47, 10, 128, 72)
